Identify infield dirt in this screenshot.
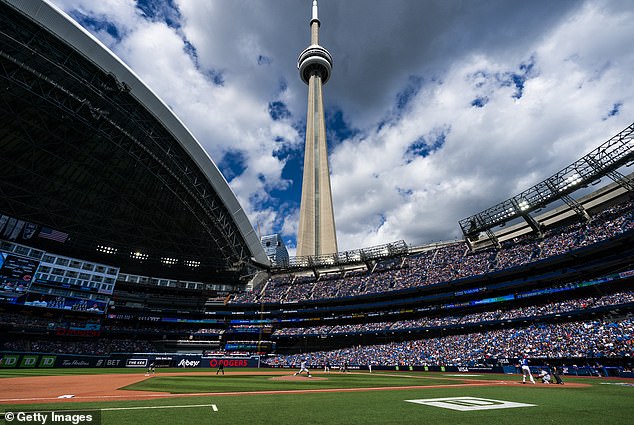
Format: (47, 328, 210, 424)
(0, 370, 590, 405)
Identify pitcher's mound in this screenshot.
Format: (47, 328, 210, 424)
(270, 375, 328, 381)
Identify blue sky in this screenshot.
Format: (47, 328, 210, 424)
(51, 0, 634, 255)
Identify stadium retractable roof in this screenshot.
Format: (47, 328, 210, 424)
(0, 0, 269, 281)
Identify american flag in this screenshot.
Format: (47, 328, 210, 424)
(38, 227, 69, 243)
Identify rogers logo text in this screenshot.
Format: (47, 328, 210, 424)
(209, 359, 248, 368)
(178, 359, 200, 368)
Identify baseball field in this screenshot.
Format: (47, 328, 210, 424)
(0, 368, 632, 424)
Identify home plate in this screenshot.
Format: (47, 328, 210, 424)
(58, 394, 75, 399)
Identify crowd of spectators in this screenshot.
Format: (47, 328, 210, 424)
(0, 312, 99, 330)
(0, 312, 225, 337)
(2, 338, 158, 355)
(101, 324, 224, 336)
(271, 291, 634, 337)
(265, 317, 634, 367)
(232, 200, 633, 304)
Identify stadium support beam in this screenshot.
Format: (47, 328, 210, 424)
(465, 237, 475, 252)
(511, 198, 544, 237)
(521, 213, 544, 236)
(560, 194, 591, 222)
(604, 169, 634, 192)
(544, 180, 590, 222)
(364, 259, 378, 273)
(485, 229, 500, 248)
(583, 150, 634, 192)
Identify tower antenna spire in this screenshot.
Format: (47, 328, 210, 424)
(312, 0, 319, 24)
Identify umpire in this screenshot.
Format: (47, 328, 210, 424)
(551, 365, 564, 384)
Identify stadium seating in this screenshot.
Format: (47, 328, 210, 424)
(232, 199, 633, 304)
(265, 317, 634, 367)
(270, 291, 634, 337)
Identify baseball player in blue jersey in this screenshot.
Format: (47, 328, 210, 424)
(520, 356, 535, 384)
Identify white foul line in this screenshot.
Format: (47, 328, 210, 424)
(102, 404, 218, 412)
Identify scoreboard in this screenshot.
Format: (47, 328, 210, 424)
(0, 252, 39, 295)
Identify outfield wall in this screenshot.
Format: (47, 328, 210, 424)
(267, 364, 505, 373)
(0, 352, 260, 369)
(0, 352, 626, 377)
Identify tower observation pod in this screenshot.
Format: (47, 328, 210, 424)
(296, 0, 338, 257)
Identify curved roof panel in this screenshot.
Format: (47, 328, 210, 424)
(0, 0, 270, 279)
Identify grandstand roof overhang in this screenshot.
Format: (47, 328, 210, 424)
(459, 122, 634, 243)
(0, 0, 270, 280)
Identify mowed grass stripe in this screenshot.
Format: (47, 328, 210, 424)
(121, 373, 465, 393)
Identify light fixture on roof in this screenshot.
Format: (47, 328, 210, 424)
(161, 257, 178, 265)
(559, 173, 582, 191)
(96, 245, 117, 254)
(131, 251, 148, 261)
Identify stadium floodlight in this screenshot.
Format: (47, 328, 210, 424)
(518, 200, 530, 211)
(185, 260, 201, 268)
(558, 173, 582, 192)
(161, 257, 178, 265)
(131, 251, 149, 261)
(96, 245, 117, 254)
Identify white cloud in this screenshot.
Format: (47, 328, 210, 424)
(329, 1, 634, 250)
(50, 0, 634, 254)
(89, 3, 302, 229)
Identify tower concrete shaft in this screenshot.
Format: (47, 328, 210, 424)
(296, 1, 337, 257)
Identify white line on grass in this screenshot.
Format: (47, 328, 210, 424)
(102, 404, 218, 411)
(0, 404, 219, 418)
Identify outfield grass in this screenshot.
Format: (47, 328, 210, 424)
(121, 372, 459, 393)
(1, 369, 632, 424)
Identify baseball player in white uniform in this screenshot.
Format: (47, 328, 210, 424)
(294, 359, 312, 377)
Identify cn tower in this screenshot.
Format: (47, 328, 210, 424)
(296, 0, 338, 257)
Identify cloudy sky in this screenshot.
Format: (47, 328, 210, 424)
(50, 0, 634, 255)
